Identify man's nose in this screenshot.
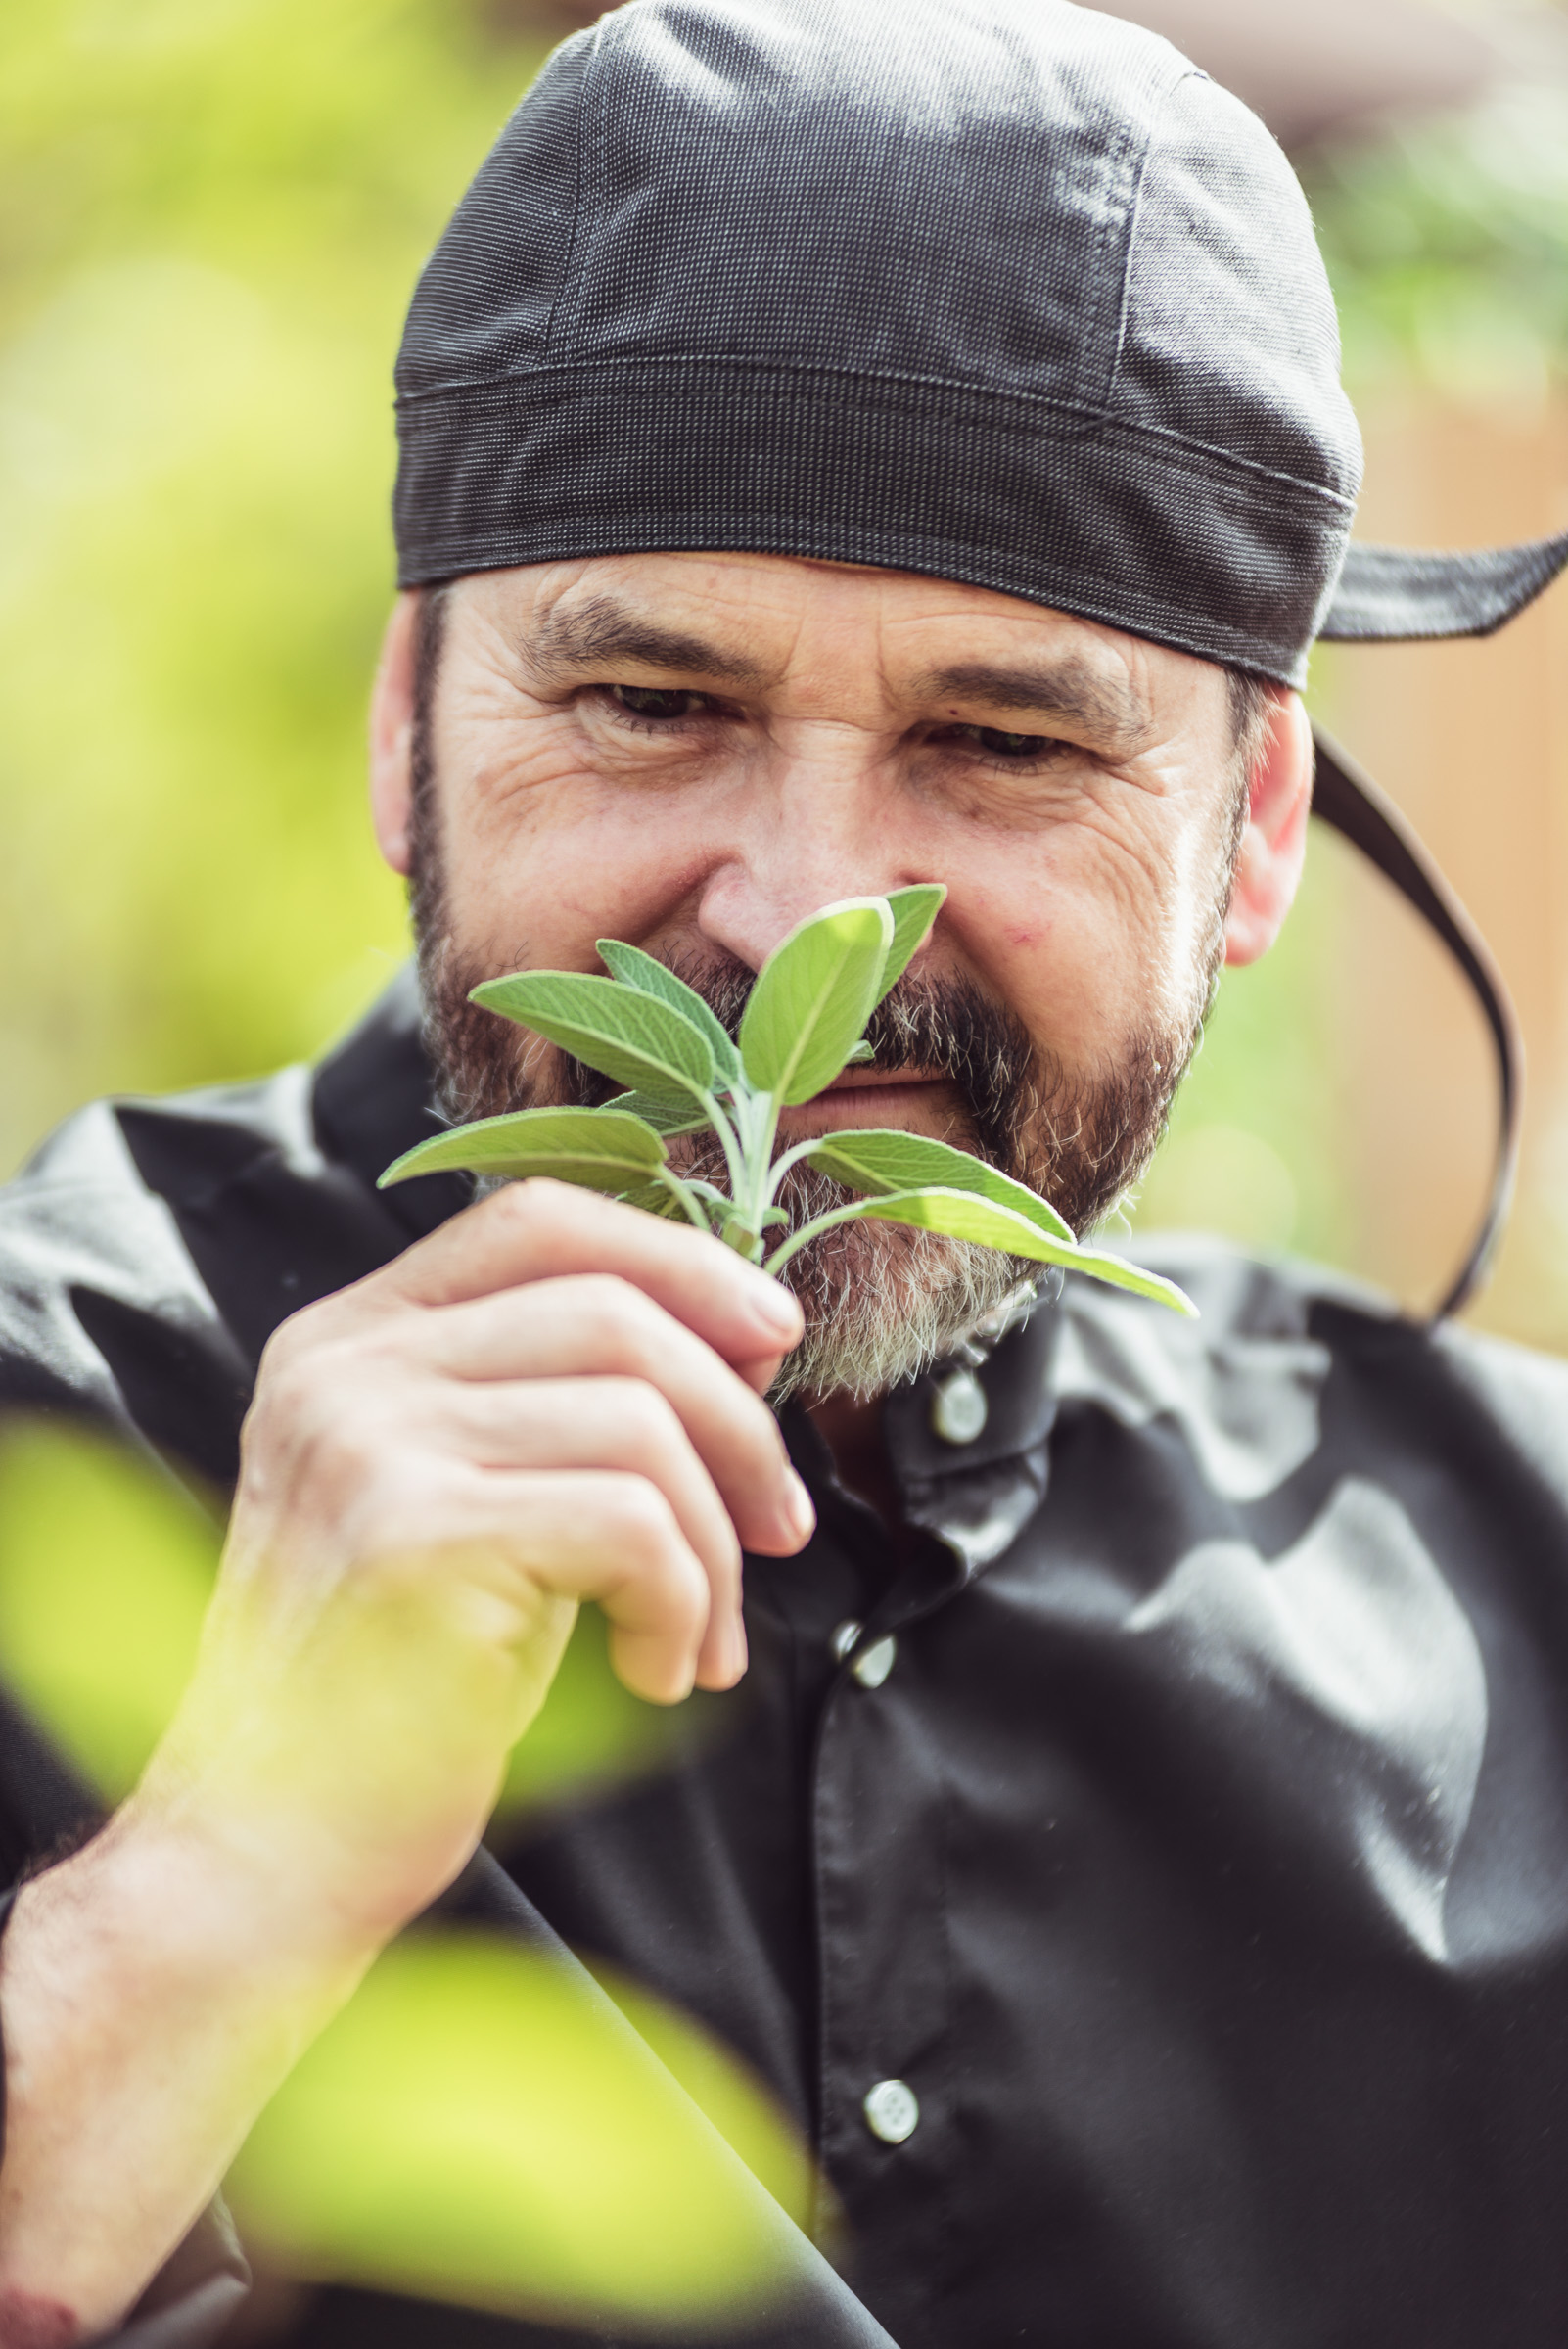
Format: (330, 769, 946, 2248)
(693, 729, 921, 975)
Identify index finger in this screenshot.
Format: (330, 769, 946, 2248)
(377, 1180, 804, 1365)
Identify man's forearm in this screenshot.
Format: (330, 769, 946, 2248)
(0, 1188, 807, 2337)
(0, 1811, 370, 2340)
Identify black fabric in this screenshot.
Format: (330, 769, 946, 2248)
(116, 2209, 251, 2349)
(9, 982, 1568, 2343)
(1323, 526, 1568, 642)
(392, 0, 1360, 687)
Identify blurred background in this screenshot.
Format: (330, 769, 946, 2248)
(3, 0, 1567, 1345)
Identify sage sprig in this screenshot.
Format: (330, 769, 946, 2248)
(380, 887, 1194, 1316)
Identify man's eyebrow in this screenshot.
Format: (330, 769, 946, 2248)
(529, 597, 768, 689)
(916, 659, 1150, 747)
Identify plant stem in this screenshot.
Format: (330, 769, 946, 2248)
(764, 1135, 822, 1199)
(654, 1168, 717, 1233)
(743, 1089, 784, 1236)
(762, 1198, 876, 1277)
(699, 1090, 749, 1204)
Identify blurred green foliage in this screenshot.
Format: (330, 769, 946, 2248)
(230, 1932, 807, 2326)
(0, 1419, 216, 1798)
(1305, 70, 1568, 411)
(0, 0, 550, 1178)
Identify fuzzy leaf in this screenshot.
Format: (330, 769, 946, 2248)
(379, 1107, 668, 1192)
(873, 884, 945, 1005)
(843, 1042, 876, 1066)
(595, 943, 743, 1088)
(471, 972, 715, 1107)
(805, 1128, 1075, 1242)
(739, 898, 894, 1105)
(615, 1179, 687, 1221)
(602, 1091, 713, 1137)
(834, 1187, 1196, 1313)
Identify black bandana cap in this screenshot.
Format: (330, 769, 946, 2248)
(394, 0, 1365, 687)
(393, 0, 1568, 674)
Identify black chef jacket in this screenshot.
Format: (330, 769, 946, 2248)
(6, 968, 1568, 2349)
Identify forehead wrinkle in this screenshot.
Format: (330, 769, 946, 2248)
(913, 655, 1150, 750)
(527, 592, 771, 689)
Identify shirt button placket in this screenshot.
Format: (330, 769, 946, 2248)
(814, 1597, 949, 2276)
(930, 1365, 988, 1446)
(830, 1619, 899, 1688)
(863, 2077, 920, 2144)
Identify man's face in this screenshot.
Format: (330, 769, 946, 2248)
(390, 552, 1258, 1397)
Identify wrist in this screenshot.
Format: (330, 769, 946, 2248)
(0, 1799, 376, 2334)
(28, 1798, 382, 2025)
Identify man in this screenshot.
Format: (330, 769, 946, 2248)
(2, 1, 1568, 2342)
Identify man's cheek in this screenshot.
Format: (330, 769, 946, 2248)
(999, 907, 1140, 1064)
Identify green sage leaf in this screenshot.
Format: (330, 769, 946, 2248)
(805, 1128, 1074, 1242)
(874, 884, 946, 1005)
(615, 1179, 687, 1221)
(739, 898, 894, 1105)
(837, 1186, 1196, 1313)
(602, 1091, 713, 1137)
(379, 1107, 668, 1191)
(595, 943, 743, 1088)
(471, 972, 715, 1107)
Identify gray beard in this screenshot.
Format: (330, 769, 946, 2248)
(420, 924, 1213, 1403)
(661, 1130, 1038, 1404)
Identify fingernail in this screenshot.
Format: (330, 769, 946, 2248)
(726, 1618, 750, 1682)
(784, 1471, 816, 1543)
(753, 1283, 802, 1339)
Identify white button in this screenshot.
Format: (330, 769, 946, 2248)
(930, 1366, 988, 1445)
(863, 2078, 920, 2143)
(852, 1633, 897, 1688)
(830, 1618, 862, 1663)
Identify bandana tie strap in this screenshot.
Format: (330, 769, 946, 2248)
(1323, 530, 1568, 644)
(1310, 725, 1523, 1319)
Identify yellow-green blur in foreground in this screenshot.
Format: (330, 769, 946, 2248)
(0, 1420, 814, 2323)
(232, 1935, 813, 2326)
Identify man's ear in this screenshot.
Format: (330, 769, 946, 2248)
(1223, 689, 1314, 967)
(369, 592, 420, 877)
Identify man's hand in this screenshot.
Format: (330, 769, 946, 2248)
(0, 1182, 808, 2336)
(154, 1177, 811, 1940)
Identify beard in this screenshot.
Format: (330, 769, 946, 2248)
(414, 874, 1220, 1404)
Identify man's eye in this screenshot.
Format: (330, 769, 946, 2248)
(949, 723, 1063, 761)
(608, 683, 710, 721)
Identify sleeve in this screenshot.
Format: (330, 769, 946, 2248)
(110, 2206, 251, 2348)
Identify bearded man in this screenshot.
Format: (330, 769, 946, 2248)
(3, 2, 1568, 2344)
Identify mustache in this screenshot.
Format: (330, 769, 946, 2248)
(422, 926, 1190, 1237)
(558, 948, 1037, 1166)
